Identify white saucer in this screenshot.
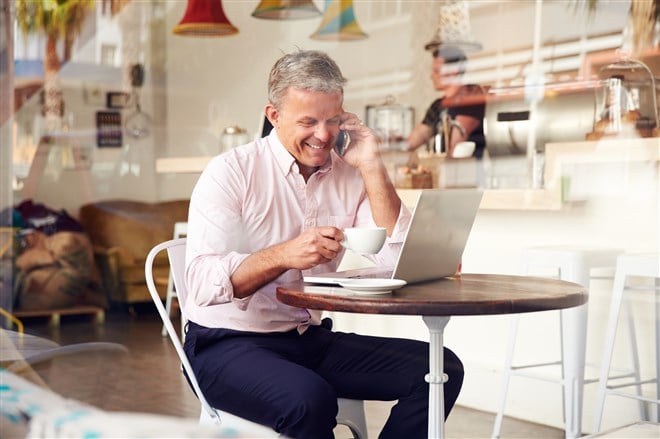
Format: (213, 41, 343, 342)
(338, 279, 407, 294)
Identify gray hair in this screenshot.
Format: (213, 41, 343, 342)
(268, 50, 347, 109)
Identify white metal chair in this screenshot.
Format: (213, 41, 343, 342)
(593, 253, 660, 433)
(162, 221, 188, 336)
(145, 238, 368, 438)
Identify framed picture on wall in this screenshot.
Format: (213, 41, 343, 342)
(106, 91, 130, 109)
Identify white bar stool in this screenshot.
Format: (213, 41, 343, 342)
(593, 253, 660, 433)
(492, 246, 622, 439)
(162, 221, 188, 337)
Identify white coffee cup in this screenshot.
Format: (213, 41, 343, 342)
(342, 227, 387, 254)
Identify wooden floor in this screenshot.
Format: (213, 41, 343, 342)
(16, 308, 564, 438)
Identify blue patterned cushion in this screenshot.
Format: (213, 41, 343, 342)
(0, 369, 252, 438)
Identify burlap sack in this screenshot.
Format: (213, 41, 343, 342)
(15, 231, 107, 311)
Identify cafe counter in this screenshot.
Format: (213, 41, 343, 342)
(156, 153, 562, 210)
(157, 137, 658, 212)
(395, 136, 659, 211)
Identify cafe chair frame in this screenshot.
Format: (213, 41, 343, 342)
(145, 237, 368, 438)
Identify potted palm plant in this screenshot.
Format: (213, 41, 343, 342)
(15, 0, 95, 132)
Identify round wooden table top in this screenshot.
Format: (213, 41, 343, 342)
(276, 273, 587, 316)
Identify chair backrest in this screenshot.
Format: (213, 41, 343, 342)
(173, 221, 188, 239)
(162, 237, 189, 323)
(144, 238, 220, 424)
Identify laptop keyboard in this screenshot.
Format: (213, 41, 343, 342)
(347, 270, 393, 279)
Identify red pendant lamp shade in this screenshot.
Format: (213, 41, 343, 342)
(172, 0, 239, 37)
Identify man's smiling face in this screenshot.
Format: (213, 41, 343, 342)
(267, 87, 343, 180)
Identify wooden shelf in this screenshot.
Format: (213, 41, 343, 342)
(13, 306, 105, 327)
(581, 47, 660, 78)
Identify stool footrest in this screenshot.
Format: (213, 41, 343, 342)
(607, 378, 658, 390)
(605, 371, 644, 382)
(511, 360, 562, 370)
(606, 389, 660, 405)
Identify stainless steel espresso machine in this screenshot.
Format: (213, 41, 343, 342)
(483, 80, 600, 188)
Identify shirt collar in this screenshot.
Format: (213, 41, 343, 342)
(268, 130, 334, 177)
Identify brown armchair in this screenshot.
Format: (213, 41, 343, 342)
(78, 200, 189, 307)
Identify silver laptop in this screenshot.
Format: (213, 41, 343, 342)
(304, 188, 484, 285)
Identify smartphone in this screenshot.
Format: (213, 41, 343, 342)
(334, 130, 350, 156)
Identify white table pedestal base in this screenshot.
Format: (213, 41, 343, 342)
(423, 315, 451, 439)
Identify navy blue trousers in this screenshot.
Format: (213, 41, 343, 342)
(184, 319, 463, 439)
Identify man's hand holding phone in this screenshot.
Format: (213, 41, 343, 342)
(336, 112, 382, 171)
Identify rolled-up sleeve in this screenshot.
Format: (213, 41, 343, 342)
(186, 251, 253, 309)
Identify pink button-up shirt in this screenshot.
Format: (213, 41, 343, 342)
(184, 131, 411, 333)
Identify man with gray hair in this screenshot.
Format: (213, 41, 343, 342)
(184, 50, 464, 438)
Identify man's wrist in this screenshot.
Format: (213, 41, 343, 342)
(358, 158, 387, 176)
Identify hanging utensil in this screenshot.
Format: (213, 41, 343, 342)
(124, 64, 152, 139)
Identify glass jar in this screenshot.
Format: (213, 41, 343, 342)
(221, 126, 248, 153)
(590, 58, 659, 139)
(365, 96, 414, 151)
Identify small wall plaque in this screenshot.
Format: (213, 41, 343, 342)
(96, 111, 123, 147)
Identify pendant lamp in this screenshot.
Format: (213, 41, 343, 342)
(172, 0, 239, 37)
(310, 0, 367, 41)
(252, 0, 321, 20)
